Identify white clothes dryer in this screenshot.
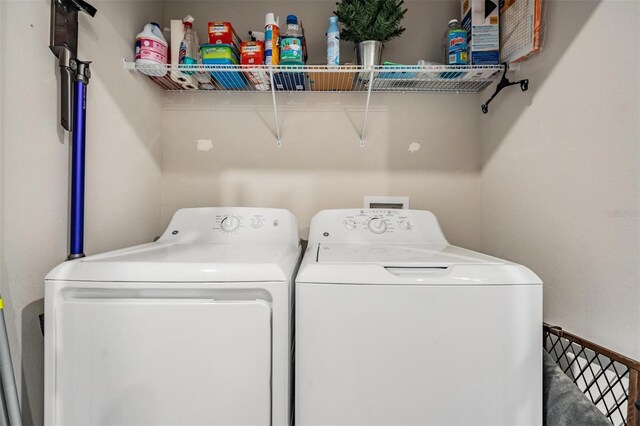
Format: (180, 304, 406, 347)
(45, 207, 300, 426)
(295, 209, 542, 426)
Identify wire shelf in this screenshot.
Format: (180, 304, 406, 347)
(124, 61, 503, 147)
(125, 62, 502, 94)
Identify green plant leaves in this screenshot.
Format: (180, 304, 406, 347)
(334, 0, 407, 44)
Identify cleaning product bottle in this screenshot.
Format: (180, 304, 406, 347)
(265, 13, 280, 65)
(280, 15, 304, 65)
(327, 16, 340, 66)
(179, 17, 198, 74)
(135, 22, 168, 76)
(441, 19, 468, 65)
(192, 19, 212, 84)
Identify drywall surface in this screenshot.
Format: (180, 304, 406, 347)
(161, 93, 482, 245)
(160, 0, 483, 247)
(480, 1, 640, 359)
(0, 0, 163, 423)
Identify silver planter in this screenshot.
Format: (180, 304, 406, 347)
(355, 40, 383, 67)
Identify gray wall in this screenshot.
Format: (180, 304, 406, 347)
(0, 0, 164, 423)
(479, 0, 640, 359)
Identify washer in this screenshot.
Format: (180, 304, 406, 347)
(45, 207, 300, 425)
(296, 209, 542, 426)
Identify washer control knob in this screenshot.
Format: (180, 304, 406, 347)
(344, 219, 357, 230)
(220, 215, 241, 233)
(398, 220, 411, 230)
(367, 217, 388, 234)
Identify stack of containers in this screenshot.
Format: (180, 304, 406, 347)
(200, 22, 246, 89)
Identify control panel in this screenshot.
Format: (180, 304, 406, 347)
(213, 212, 282, 234)
(158, 207, 298, 245)
(308, 209, 448, 245)
(340, 210, 413, 235)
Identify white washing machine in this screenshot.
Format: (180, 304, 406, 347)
(296, 209, 542, 426)
(44, 207, 300, 426)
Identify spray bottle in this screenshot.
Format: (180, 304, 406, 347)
(179, 15, 198, 74)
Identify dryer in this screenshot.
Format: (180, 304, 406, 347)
(44, 207, 300, 425)
(295, 209, 542, 426)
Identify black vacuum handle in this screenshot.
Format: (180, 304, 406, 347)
(50, 0, 96, 130)
(66, 0, 97, 17)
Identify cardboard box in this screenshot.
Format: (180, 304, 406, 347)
(208, 22, 242, 53)
(461, 0, 500, 65)
(308, 71, 356, 91)
(240, 41, 265, 65)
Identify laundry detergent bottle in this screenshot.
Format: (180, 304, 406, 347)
(135, 22, 168, 76)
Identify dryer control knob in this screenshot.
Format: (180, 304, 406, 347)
(344, 219, 357, 230)
(398, 220, 412, 230)
(220, 215, 241, 233)
(367, 217, 388, 234)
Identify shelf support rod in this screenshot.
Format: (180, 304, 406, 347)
(360, 68, 375, 148)
(268, 68, 281, 147)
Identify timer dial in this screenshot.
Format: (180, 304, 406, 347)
(367, 217, 388, 234)
(220, 215, 241, 233)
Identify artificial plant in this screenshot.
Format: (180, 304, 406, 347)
(334, 0, 408, 44)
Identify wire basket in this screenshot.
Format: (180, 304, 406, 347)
(544, 323, 640, 426)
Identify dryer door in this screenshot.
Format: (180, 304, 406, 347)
(51, 287, 272, 425)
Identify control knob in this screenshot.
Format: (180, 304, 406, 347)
(367, 217, 388, 234)
(220, 215, 241, 233)
(344, 219, 357, 230)
(398, 220, 412, 230)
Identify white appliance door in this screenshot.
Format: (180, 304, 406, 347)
(54, 292, 271, 425)
(296, 283, 542, 426)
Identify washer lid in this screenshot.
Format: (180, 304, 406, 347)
(297, 243, 542, 286)
(46, 242, 300, 283)
(317, 243, 504, 267)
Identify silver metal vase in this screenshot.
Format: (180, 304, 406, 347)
(355, 40, 383, 67)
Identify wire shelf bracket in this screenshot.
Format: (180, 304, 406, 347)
(481, 62, 529, 114)
(268, 68, 281, 147)
(360, 69, 375, 148)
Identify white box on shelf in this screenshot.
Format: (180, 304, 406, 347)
(462, 0, 500, 65)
